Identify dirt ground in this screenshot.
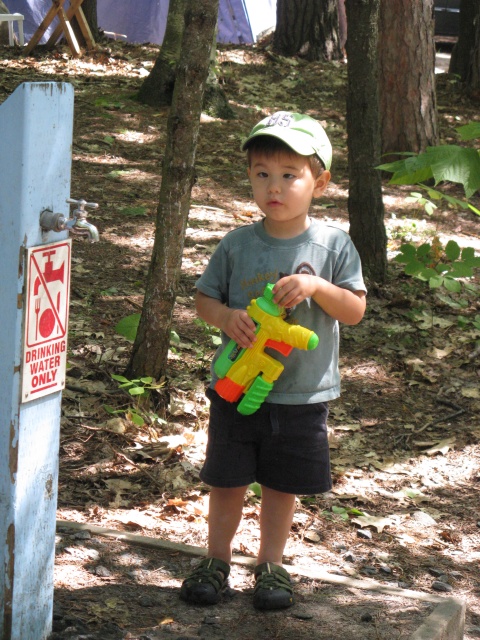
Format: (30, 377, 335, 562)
(1, 38, 479, 640)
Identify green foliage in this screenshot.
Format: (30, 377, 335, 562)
(115, 313, 180, 346)
(194, 317, 222, 346)
(378, 123, 480, 216)
(118, 206, 148, 217)
(394, 238, 480, 293)
(111, 374, 165, 398)
(248, 482, 262, 498)
(115, 313, 141, 342)
(322, 505, 365, 522)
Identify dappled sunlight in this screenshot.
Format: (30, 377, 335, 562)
(1, 39, 478, 637)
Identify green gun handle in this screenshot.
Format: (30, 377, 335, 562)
(237, 375, 274, 416)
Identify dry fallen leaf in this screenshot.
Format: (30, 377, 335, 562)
(351, 515, 393, 533)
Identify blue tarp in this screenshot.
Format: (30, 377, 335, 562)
(6, 0, 276, 45)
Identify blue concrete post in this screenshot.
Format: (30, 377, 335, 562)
(0, 82, 74, 640)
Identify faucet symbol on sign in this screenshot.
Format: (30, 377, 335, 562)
(29, 248, 67, 346)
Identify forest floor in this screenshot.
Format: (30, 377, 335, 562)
(1, 38, 480, 640)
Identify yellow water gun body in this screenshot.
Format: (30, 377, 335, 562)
(214, 284, 319, 415)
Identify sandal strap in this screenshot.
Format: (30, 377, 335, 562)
(185, 557, 230, 591)
(254, 562, 293, 594)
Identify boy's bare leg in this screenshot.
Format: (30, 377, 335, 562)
(257, 486, 296, 565)
(207, 485, 248, 564)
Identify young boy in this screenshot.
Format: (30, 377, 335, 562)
(180, 111, 366, 610)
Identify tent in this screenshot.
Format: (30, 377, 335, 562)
(6, 0, 276, 46)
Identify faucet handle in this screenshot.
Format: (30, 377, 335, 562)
(66, 198, 99, 215)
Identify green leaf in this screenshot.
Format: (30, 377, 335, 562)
(129, 386, 146, 396)
(429, 275, 444, 289)
(468, 202, 480, 216)
(428, 145, 480, 198)
(447, 262, 474, 278)
(249, 482, 262, 497)
(115, 314, 141, 342)
(332, 505, 347, 514)
(347, 507, 365, 516)
(111, 374, 130, 383)
(457, 122, 480, 141)
(380, 144, 480, 198)
(417, 267, 438, 281)
(170, 330, 181, 345)
(140, 377, 153, 384)
(212, 335, 222, 346)
(445, 240, 461, 261)
(378, 154, 434, 185)
(404, 259, 424, 275)
(129, 410, 145, 426)
(416, 243, 431, 258)
(461, 247, 480, 267)
(443, 277, 462, 293)
(104, 404, 122, 414)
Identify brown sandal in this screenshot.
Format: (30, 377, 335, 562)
(180, 557, 230, 605)
(253, 562, 294, 610)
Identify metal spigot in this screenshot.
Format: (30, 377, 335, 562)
(40, 198, 100, 242)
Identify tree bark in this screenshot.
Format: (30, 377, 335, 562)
(379, 0, 438, 157)
(80, 0, 99, 40)
(273, 0, 343, 61)
(137, 0, 186, 107)
(464, 2, 480, 95)
(138, 0, 234, 118)
(345, 0, 387, 283)
(449, 0, 478, 80)
(126, 0, 219, 380)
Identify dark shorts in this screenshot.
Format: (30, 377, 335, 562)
(200, 387, 332, 495)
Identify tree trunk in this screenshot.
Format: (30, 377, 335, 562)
(126, 0, 219, 380)
(449, 0, 478, 80)
(70, 0, 99, 45)
(203, 30, 235, 119)
(345, 0, 387, 283)
(379, 0, 438, 157)
(79, 0, 100, 41)
(273, 0, 343, 61)
(138, 0, 233, 118)
(465, 2, 480, 95)
(137, 0, 186, 107)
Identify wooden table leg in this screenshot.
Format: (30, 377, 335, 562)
(24, 0, 66, 55)
(45, 0, 95, 51)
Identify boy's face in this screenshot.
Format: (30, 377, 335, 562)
(248, 151, 330, 238)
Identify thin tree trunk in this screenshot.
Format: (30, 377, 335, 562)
(126, 0, 219, 379)
(345, 0, 387, 283)
(449, 0, 478, 80)
(465, 2, 480, 95)
(138, 0, 186, 107)
(80, 0, 99, 41)
(379, 0, 437, 157)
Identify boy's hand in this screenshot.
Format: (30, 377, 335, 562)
(273, 274, 366, 325)
(222, 308, 257, 349)
(273, 274, 316, 309)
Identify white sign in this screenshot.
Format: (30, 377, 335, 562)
(22, 240, 71, 402)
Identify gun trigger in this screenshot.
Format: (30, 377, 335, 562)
(265, 339, 293, 356)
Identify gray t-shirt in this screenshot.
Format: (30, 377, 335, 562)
(195, 218, 366, 404)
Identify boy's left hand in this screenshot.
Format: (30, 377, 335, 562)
(272, 274, 316, 309)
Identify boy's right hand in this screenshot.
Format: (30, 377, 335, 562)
(222, 308, 257, 349)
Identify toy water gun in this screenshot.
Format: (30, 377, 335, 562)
(214, 283, 319, 415)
